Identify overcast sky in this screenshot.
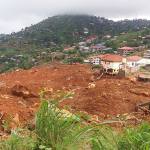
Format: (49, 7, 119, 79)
(1, 0, 150, 34)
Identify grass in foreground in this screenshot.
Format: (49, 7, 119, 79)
(0, 91, 150, 150)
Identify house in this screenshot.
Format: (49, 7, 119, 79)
(83, 59, 90, 63)
(137, 58, 150, 66)
(84, 28, 89, 34)
(64, 46, 75, 51)
(144, 50, 150, 59)
(126, 56, 142, 68)
(100, 54, 124, 74)
(91, 44, 106, 52)
(118, 47, 135, 56)
(133, 46, 146, 51)
(145, 35, 150, 39)
(79, 42, 86, 46)
(79, 46, 90, 52)
(126, 56, 142, 73)
(86, 35, 97, 43)
(87, 55, 104, 65)
(101, 48, 113, 53)
(103, 35, 111, 39)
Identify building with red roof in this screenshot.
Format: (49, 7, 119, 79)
(118, 47, 135, 56)
(126, 55, 142, 68)
(100, 54, 124, 74)
(87, 54, 145, 74)
(86, 35, 98, 43)
(101, 54, 123, 62)
(127, 56, 142, 62)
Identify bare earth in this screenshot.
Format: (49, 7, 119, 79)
(0, 63, 149, 124)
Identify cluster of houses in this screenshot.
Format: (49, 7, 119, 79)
(79, 42, 112, 53)
(85, 48, 150, 75)
(64, 35, 113, 53)
(79, 37, 112, 53)
(63, 34, 150, 75)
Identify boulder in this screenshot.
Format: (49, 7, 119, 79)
(11, 84, 38, 99)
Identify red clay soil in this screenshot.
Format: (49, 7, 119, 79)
(0, 63, 149, 123)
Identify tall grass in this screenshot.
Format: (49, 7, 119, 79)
(36, 100, 93, 150)
(0, 129, 37, 150)
(91, 126, 118, 150)
(118, 123, 150, 150)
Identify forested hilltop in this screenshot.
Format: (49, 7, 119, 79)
(1, 15, 150, 47)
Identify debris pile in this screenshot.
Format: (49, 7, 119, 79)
(0, 63, 148, 129)
(11, 84, 39, 99)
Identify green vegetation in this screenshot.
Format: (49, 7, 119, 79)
(0, 15, 150, 72)
(105, 28, 150, 50)
(118, 123, 150, 150)
(36, 100, 92, 150)
(0, 129, 37, 150)
(0, 91, 150, 150)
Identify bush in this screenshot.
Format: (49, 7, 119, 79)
(118, 123, 150, 150)
(64, 57, 83, 64)
(0, 129, 37, 150)
(91, 126, 118, 150)
(35, 100, 93, 150)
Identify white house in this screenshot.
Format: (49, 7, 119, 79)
(137, 58, 150, 66)
(126, 56, 142, 68)
(100, 54, 124, 74)
(89, 56, 101, 65)
(144, 50, 150, 59)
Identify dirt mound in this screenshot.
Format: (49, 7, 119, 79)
(11, 83, 39, 99)
(0, 63, 149, 125)
(61, 79, 150, 116)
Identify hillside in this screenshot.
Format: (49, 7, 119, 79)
(1, 15, 150, 48)
(106, 27, 150, 49)
(0, 15, 150, 73)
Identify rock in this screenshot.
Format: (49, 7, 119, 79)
(88, 83, 96, 89)
(0, 95, 11, 99)
(18, 101, 27, 107)
(101, 92, 108, 99)
(10, 113, 20, 130)
(90, 115, 99, 122)
(129, 89, 150, 97)
(90, 76, 95, 82)
(33, 103, 39, 107)
(98, 113, 105, 119)
(29, 69, 38, 74)
(13, 114, 20, 125)
(15, 69, 21, 72)
(128, 77, 137, 83)
(142, 92, 150, 97)
(11, 84, 38, 99)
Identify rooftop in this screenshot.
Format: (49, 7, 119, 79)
(119, 47, 134, 51)
(101, 54, 123, 62)
(127, 56, 142, 62)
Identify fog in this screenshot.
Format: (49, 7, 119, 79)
(0, 0, 150, 33)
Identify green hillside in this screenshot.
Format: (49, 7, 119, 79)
(1, 15, 150, 48)
(0, 15, 150, 72)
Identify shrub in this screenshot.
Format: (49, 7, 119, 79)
(0, 129, 37, 150)
(35, 100, 93, 150)
(118, 123, 150, 150)
(91, 126, 118, 150)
